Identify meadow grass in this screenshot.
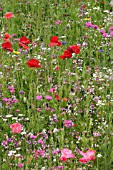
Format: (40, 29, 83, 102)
(0, 0, 113, 169)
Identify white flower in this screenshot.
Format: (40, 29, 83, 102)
(97, 154, 102, 158)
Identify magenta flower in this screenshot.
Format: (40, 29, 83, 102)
(92, 24, 99, 29)
(45, 95, 52, 100)
(36, 95, 42, 100)
(60, 148, 76, 162)
(17, 163, 24, 168)
(85, 22, 93, 28)
(100, 29, 105, 34)
(30, 135, 37, 139)
(79, 150, 96, 164)
(102, 33, 109, 37)
(49, 87, 56, 92)
(63, 120, 72, 128)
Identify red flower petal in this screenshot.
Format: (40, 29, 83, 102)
(19, 42, 29, 50)
(49, 36, 62, 47)
(55, 94, 60, 101)
(3, 12, 14, 19)
(50, 36, 59, 43)
(26, 59, 41, 68)
(71, 45, 80, 54)
(2, 41, 13, 52)
(67, 45, 80, 54)
(4, 33, 11, 39)
(59, 55, 66, 59)
(19, 36, 30, 44)
(63, 50, 72, 58)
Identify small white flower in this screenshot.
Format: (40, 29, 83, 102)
(97, 154, 102, 158)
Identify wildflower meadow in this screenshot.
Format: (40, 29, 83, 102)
(1, 0, 113, 169)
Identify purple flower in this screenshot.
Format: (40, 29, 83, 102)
(30, 135, 37, 139)
(62, 41, 66, 45)
(36, 95, 42, 100)
(57, 166, 64, 169)
(99, 49, 104, 52)
(52, 150, 58, 155)
(19, 90, 25, 94)
(45, 95, 52, 100)
(92, 24, 99, 29)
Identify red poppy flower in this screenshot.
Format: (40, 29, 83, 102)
(67, 45, 80, 54)
(3, 12, 14, 19)
(26, 59, 41, 68)
(19, 36, 30, 50)
(71, 45, 80, 54)
(2, 41, 13, 52)
(59, 50, 72, 59)
(4, 33, 11, 42)
(48, 36, 62, 47)
(19, 36, 30, 44)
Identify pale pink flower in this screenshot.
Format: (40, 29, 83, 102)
(79, 150, 96, 164)
(54, 20, 62, 25)
(10, 123, 22, 134)
(60, 148, 76, 162)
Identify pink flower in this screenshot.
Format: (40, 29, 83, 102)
(110, 31, 113, 37)
(10, 123, 22, 134)
(85, 22, 93, 28)
(63, 120, 72, 128)
(100, 29, 105, 34)
(45, 95, 52, 100)
(92, 25, 99, 29)
(79, 150, 96, 164)
(3, 12, 14, 19)
(8, 86, 15, 93)
(54, 20, 62, 25)
(17, 163, 24, 168)
(36, 95, 42, 100)
(60, 148, 76, 162)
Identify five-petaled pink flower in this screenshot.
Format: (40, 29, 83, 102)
(10, 123, 22, 134)
(60, 148, 76, 162)
(3, 12, 14, 19)
(79, 150, 96, 164)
